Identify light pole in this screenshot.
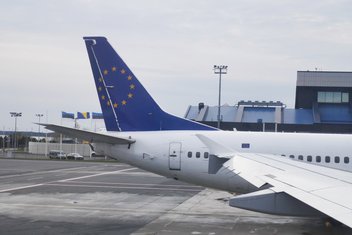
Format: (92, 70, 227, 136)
(35, 114, 44, 155)
(35, 114, 44, 139)
(10, 112, 22, 149)
(213, 65, 228, 129)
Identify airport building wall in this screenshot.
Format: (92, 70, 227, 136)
(295, 71, 352, 109)
(185, 71, 352, 134)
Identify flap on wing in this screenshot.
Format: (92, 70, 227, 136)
(263, 173, 352, 228)
(229, 188, 323, 217)
(223, 157, 268, 188)
(40, 124, 135, 145)
(228, 152, 352, 228)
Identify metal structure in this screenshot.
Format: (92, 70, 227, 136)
(213, 65, 228, 128)
(10, 112, 22, 149)
(35, 114, 44, 137)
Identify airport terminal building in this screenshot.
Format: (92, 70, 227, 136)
(185, 71, 352, 133)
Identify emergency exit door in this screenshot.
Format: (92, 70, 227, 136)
(169, 142, 181, 170)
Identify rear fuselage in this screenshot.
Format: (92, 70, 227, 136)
(93, 130, 352, 193)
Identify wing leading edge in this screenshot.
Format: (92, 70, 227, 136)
(197, 134, 352, 228)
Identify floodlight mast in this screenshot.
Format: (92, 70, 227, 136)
(213, 65, 228, 129)
(35, 114, 44, 136)
(10, 112, 22, 149)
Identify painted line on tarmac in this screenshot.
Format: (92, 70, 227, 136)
(0, 202, 182, 215)
(45, 183, 202, 192)
(0, 167, 136, 193)
(0, 183, 44, 193)
(64, 181, 203, 189)
(58, 167, 137, 182)
(112, 171, 164, 177)
(0, 165, 103, 179)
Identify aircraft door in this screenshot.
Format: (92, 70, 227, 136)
(169, 142, 182, 170)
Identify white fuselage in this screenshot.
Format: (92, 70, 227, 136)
(94, 130, 352, 194)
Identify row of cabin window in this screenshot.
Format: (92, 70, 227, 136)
(188, 151, 209, 159)
(282, 154, 350, 164)
(187, 151, 350, 164)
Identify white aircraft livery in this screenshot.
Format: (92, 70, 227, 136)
(42, 36, 352, 228)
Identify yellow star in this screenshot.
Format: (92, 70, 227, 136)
(107, 101, 111, 106)
(122, 100, 127, 105)
(102, 95, 105, 100)
(129, 84, 135, 89)
(98, 86, 102, 91)
(112, 67, 117, 72)
(121, 69, 126, 74)
(113, 102, 118, 108)
(127, 75, 132, 80)
(103, 70, 108, 75)
(98, 77, 103, 82)
(128, 93, 133, 98)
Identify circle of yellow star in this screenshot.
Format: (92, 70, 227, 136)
(107, 101, 111, 106)
(122, 100, 127, 105)
(98, 77, 103, 82)
(98, 87, 102, 91)
(102, 95, 105, 100)
(128, 93, 133, 98)
(121, 69, 126, 74)
(113, 102, 118, 108)
(129, 84, 135, 89)
(112, 67, 117, 72)
(103, 70, 108, 75)
(127, 75, 132, 80)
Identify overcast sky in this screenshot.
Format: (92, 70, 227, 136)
(1, 0, 352, 132)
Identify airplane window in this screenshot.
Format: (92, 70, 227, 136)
(335, 156, 340, 163)
(325, 156, 331, 163)
(307, 155, 312, 162)
(204, 152, 209, 159)
(298, 155, 303, 160)
(316, 156, 321, 163)
(187, 152, 192, 158)
(196, 152, 200, 158)
(241, 143, 250, 148)
(344, 157, 349, 164)
(281, 154, 286, 157)
(289, 155, 295, 159)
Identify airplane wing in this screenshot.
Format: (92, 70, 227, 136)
(197, 134, 352, 228)
(40, 124, 135, 145)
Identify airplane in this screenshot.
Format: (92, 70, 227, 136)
(41, 36, 352, 229)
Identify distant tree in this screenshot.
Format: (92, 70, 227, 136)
(4, 136, 9, 148)
(18, 136, 27, 149)
(30, 138, 38, 142)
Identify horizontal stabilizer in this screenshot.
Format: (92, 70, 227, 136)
(40, 124, 135, 145)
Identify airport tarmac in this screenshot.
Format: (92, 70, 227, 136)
(0, 158, 350, 235)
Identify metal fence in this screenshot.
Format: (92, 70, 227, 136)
(28, 142, 92, 157)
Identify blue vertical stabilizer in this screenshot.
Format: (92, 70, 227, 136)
(83, 36, 217, 132)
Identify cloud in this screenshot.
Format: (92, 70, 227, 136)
(1, 0, 352, 130)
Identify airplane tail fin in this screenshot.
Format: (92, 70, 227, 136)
(83, 36, 217, 132)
